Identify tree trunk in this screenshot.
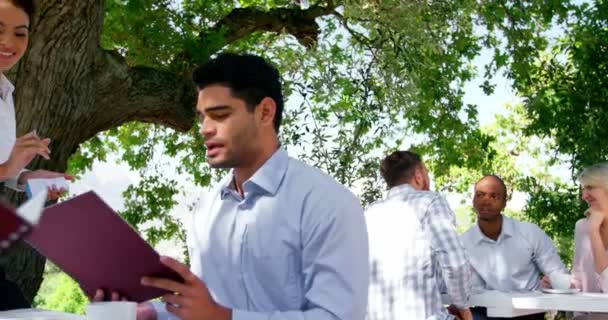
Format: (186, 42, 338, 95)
(0, 0, 195, 302)
(1, 0, 333, 303)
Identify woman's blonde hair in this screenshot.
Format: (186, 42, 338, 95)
(578, 162, 608, 191)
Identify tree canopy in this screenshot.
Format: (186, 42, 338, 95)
(2, 0, 607, 303)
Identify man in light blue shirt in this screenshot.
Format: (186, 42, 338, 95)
(134, 53, 369, 320)
(461, 175, 567, 320)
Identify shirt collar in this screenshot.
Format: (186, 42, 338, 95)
(0, 73, 15, 101)
(473, 215, 513, 244)
(220, 148, 288, 199)
(386, 184, 416, 198)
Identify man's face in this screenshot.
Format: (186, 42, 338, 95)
(473, 177, 507, 221)
(197, 85, 259, 168)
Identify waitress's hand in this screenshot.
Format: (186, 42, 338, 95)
(18, 170, 73, 200)
(0, 131, 50, 180)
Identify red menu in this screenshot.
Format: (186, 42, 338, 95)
(25, 191, 182, 302)
(0, 191, 47, 253)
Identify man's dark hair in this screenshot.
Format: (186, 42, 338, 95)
(477, 174, 508, 199)
(192, 52, 284, 133)
(11, 0, 35, 24)
(380, 150, 423, 188)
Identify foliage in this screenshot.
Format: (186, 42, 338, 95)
(521, 0, 608, 169)
(507, 0, 608, 265)
(33, 267, 87, 314)
(71, 0, 505, 238)
(60, 0, 608, 271)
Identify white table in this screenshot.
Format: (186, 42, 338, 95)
(513, 292, 608, 313)
(445, 290, 608, 317)
(466, 291, 544, 317)
(0, 308, 84, 319)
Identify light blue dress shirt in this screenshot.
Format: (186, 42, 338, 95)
(461, 216, 567, 292)
(156, 148, 369, 320)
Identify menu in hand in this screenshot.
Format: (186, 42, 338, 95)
(0, 191, 48, 253)
(23, 191, 182, 302)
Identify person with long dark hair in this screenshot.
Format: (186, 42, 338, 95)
(0, 0, 70, 310)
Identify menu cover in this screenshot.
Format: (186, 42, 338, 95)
(25, 191, 182, 302)
(0, 191, 48, 253)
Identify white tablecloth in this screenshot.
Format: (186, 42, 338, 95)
(444, 290, 608, 317)
(0, 309, 84, 320)
(513, 292, 608, 313)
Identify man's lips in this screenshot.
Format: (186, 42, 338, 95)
(204, 142, 223, 156)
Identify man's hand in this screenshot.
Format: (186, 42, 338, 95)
(136, 302, 158, 320)
(458, 308, 473, 320)
(540, 275, 552, 289)
(141, 256, 232, 320)
(18, 170, 74, 200)
(90, 289, 157, 320)
(0, 131, 50, 179)
(91, 289, 128, 302)
(447, 305, 473, 320)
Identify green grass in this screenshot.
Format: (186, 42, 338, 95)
(33, 263, 87, 314)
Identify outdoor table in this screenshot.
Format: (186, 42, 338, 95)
(0, 308, 85, 319)
(445, 290, 608, 317)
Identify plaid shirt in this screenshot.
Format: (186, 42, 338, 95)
(365, 184, 471, 320)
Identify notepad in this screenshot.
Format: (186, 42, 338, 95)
(25, 177, 69, 199)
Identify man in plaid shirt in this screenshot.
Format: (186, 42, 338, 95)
(366, 150, 472, 320)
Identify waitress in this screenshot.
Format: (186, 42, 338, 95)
(0, 0, 71, 311)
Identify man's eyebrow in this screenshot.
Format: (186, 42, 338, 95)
(204, 105, 230, 112)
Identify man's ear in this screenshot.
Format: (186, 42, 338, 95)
(256, 97, 276, 128)
(414, 168, 424, 183)
(412, 168, 423, 187)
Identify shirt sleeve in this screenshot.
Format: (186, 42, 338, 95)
(232, 192, 369, 320)
(3, 168, 27, 191)
(423, 195, 471, 308)
(531, 224, 568, 277)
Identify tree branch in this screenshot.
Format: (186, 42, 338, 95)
(203, 4, 337, 50)
(92, 4, 339, 136)
(331, 10, 373, 48)
(93, 50, 196, 135)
